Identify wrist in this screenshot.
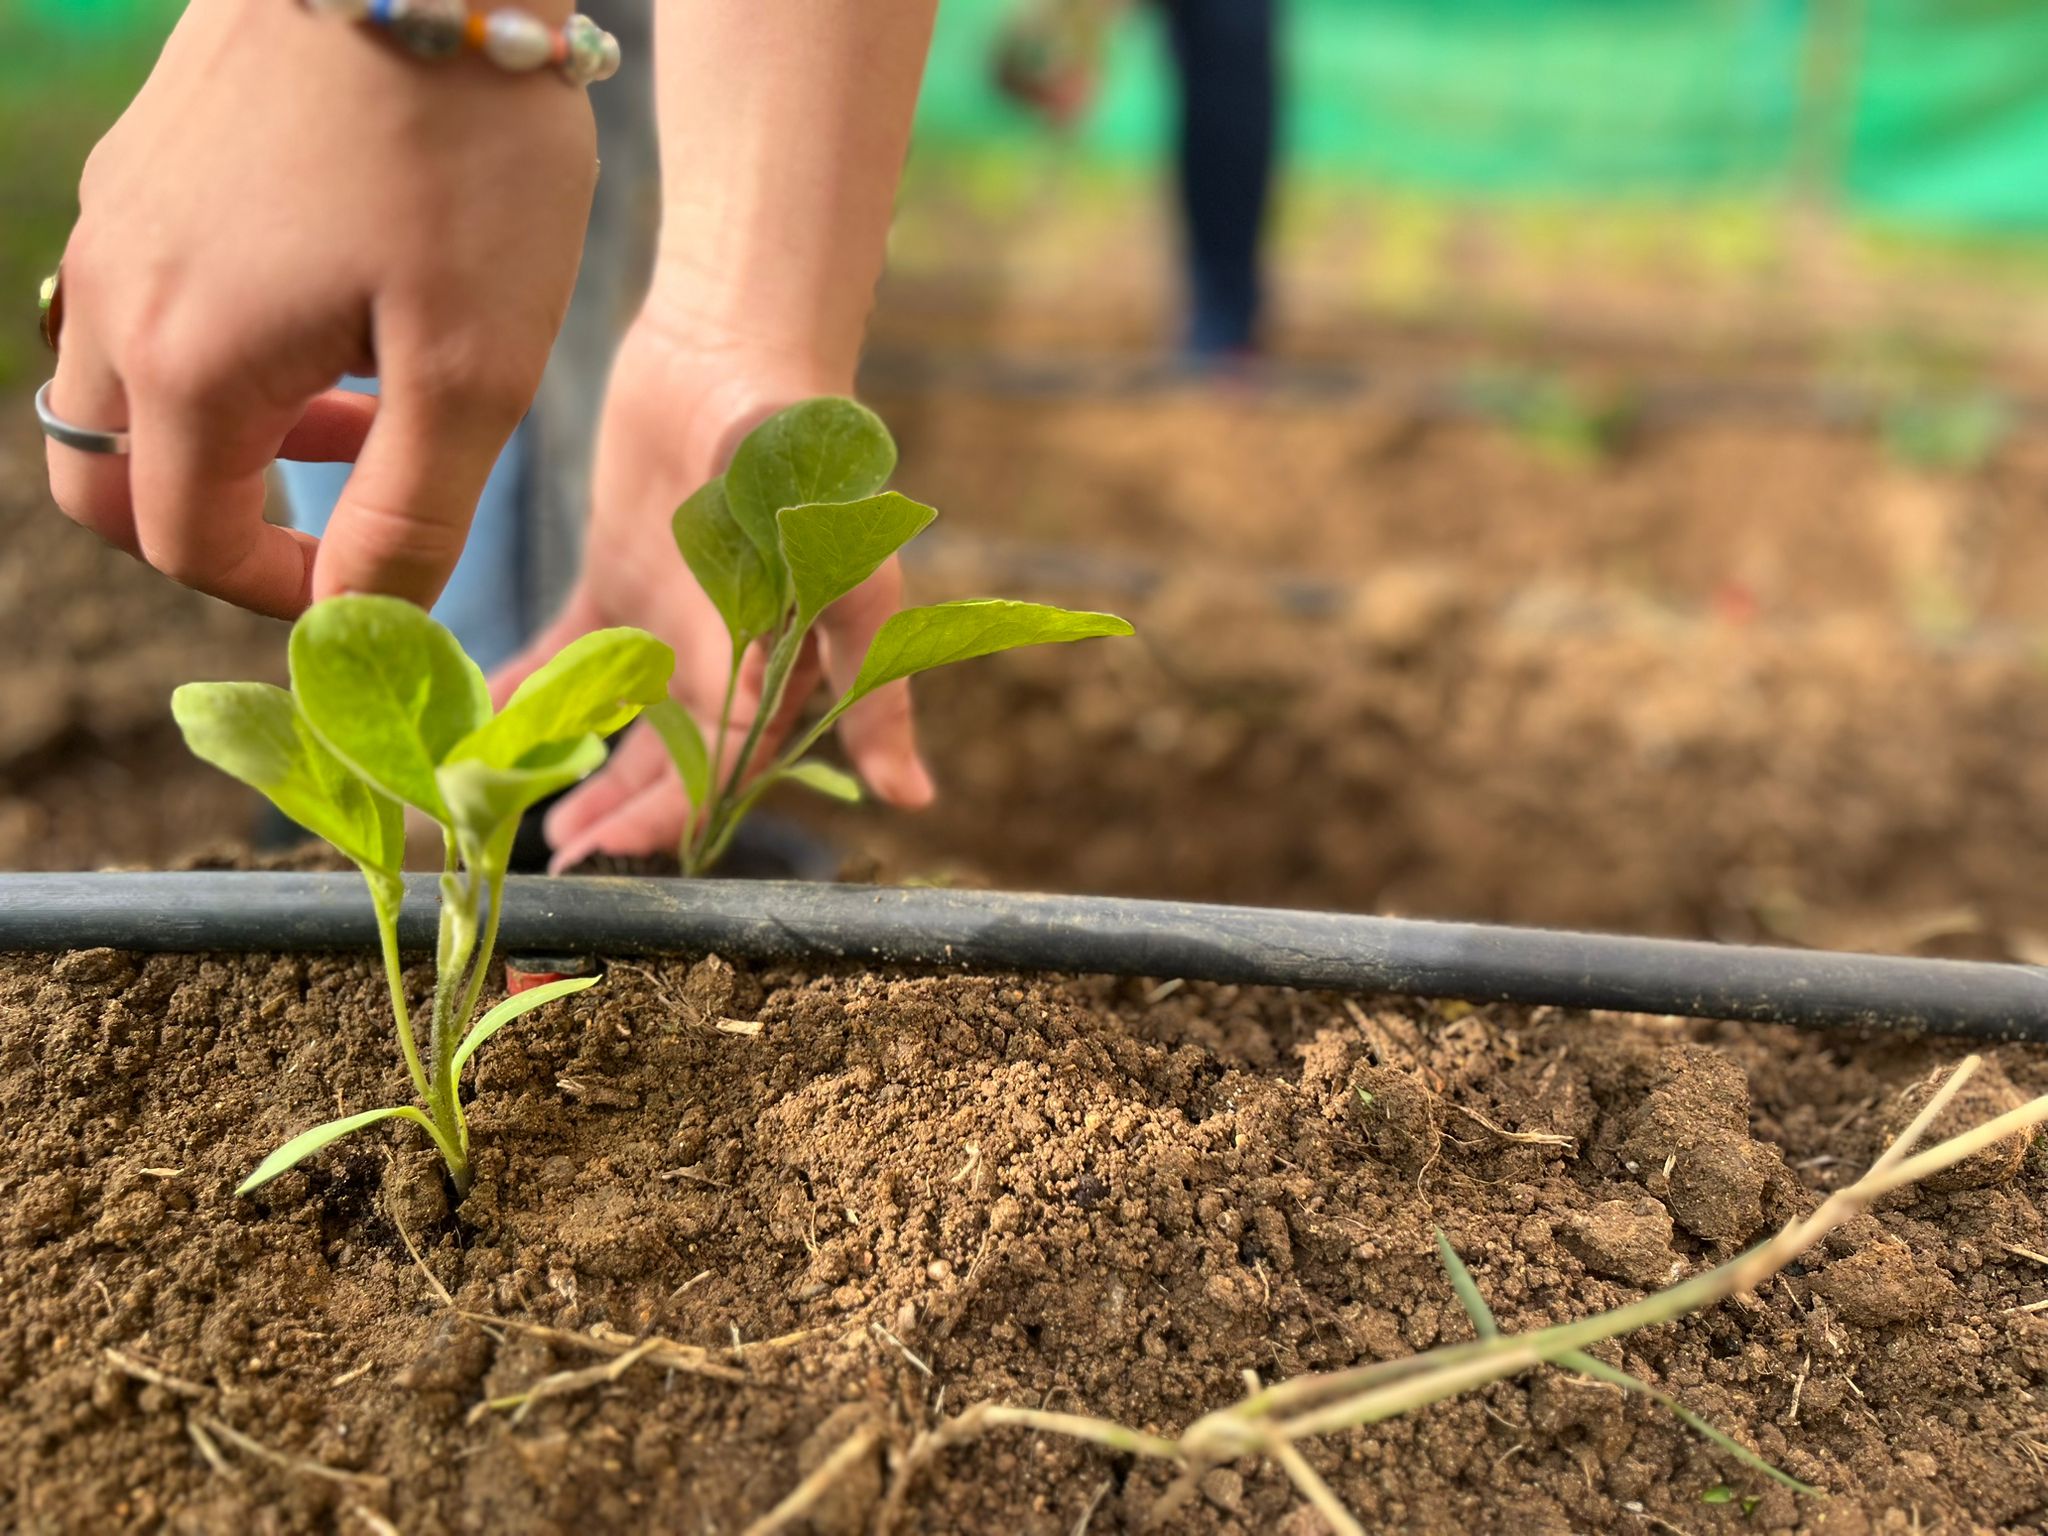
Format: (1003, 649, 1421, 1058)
(631, 290, 854, 414)
(298, 0, 607, 75)
(645, 245, 873, 389)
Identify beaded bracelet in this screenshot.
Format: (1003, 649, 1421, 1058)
(303, 0, 622, 87)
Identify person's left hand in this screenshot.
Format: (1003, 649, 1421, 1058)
(490, 304, 934, 869)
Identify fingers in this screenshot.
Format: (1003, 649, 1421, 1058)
(551, 774, 694, 874)
(279, 388, 379, 463)
(42, 321, 139, 557)
(742, 640, 824, 783)
(816, 562, 935, 808)
(489, 588, 607, 709)
(545, 723, 692, 873)
(544, 722, 676, 858)
(126, 375, 322, 619)
(47, 317, 374, 616)
(543, 638, 822, 870)
(310, 317, 539, 609)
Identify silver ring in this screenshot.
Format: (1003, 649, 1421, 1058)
(34, 378, 130, 456)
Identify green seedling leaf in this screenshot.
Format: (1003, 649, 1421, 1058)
(452, 976, 600, 1079)
(725, 397, 897, 587)
(171, 682, 403, 882)
(1434, 1230, 1815, 1494)
(674, 477, 784, 645)
(832, 600, 1134, 717)
(237, 1104, 442, 1196)
(450, 628, 673, 771)
(437, 736, 608, 855)
(780, 760, 863, 803)
(645, 699, 712, 811)
(290, 595, 490, 821)
(1700, 1487, 1736, 1505)
(1564, 1348, 1816, 1493)
(778, 492, 936, 628)
(1434, 1230, 1501, 1339)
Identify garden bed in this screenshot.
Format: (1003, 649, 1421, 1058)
(5, 943, 2045, 1533)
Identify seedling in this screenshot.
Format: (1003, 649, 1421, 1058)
(174, 597, 673, 1198)
(654, 397, 1132, 873)
(1459, 366, 1638, 466)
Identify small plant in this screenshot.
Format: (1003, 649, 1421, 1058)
(653, 397, 1132, 873)
(1881, 390, 2011, 474)
(174, 597, 673, 1197)
(1460, 366, 1638, 466)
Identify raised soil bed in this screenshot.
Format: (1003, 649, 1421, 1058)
(5, 945, 2044, 1533)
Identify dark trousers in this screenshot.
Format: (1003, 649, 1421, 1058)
(1162, 0, 1278, 356)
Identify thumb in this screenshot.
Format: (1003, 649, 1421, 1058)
(815, 560, 935, 809)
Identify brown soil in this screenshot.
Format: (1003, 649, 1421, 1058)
(12, 370, 2048, 950)
(0, 430, 280, 873)
(794, 568, 2048, 951)
(4, 945, 2045, 1534)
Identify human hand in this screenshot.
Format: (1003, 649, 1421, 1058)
(492, 306, 935, 869)
(44, 0, 596, 619)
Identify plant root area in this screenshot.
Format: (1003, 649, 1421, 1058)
(4, 947, 2045, 1534)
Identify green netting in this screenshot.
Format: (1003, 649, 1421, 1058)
(917, 0, 2048, 232)
(14, 0, 2048, 232)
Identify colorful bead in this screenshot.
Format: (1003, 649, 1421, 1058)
(560, 13, 609, 86)
(387, 0, 467, 60)
(482, 9, 553, 72)
(588, 28, 621, 84)
(300, 0, 622, 88)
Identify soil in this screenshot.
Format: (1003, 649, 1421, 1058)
(0, 430, 280, 873)
(13, 336, 2048, 943)
(10, 308, 2048, 1530)
(3, 944, 2045, 1534)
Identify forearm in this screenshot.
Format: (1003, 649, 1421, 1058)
(649, 0, 938, 384)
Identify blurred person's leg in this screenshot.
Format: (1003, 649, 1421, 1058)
(1161, 0, 1277, 359)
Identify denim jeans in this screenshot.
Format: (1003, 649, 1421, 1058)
(1163, 0, 1278, 358)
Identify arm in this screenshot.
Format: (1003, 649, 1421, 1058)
(652, 0, 940, 387)
(504, 0, 941, 869)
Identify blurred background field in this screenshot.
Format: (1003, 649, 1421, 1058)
(7, 0, 2048, 957)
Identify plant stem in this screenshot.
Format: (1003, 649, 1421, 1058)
(692, 625, 806, 872)
(689, 710, 843, 873)
(447, 865, 508, 1155)
(372, 887, 428, 1102)
(425, 847, 483, 1196)
(706, 649, 744, 815)
(685, 651, 748, 873)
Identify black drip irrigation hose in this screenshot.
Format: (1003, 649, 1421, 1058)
(4, 873, 2047, 1042)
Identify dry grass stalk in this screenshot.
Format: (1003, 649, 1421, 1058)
(899, 1056, 2047, 1532)
(740, 1424, 881, 1536)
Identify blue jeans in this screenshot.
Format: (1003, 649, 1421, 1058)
(276, 379, 536, 675)
(1164, 0, 1278, 357)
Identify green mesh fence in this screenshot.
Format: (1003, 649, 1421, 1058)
(917, 0, 2048, 232)
(10, 0, 2048, 230)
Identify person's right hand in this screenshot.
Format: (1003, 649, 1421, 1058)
(44, 0, 597, 620)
